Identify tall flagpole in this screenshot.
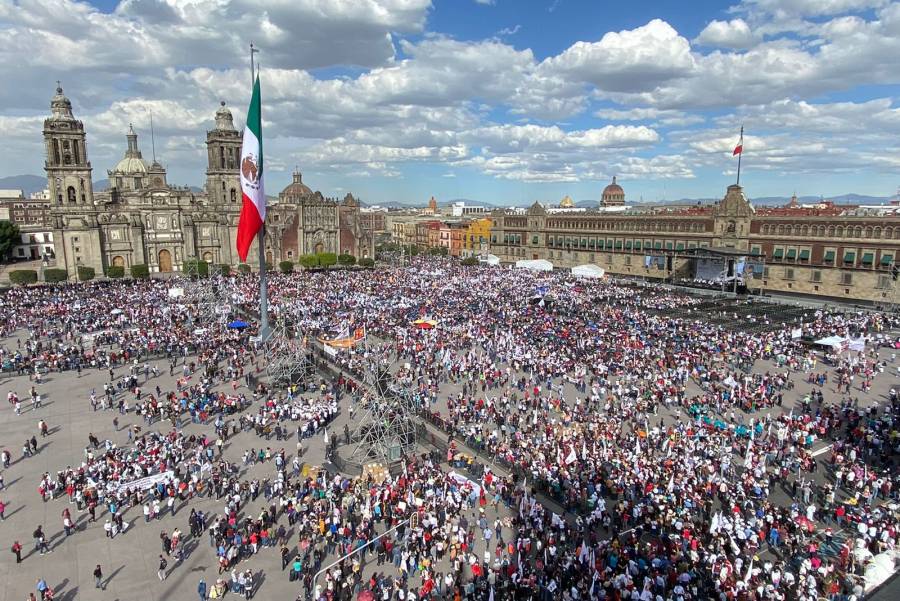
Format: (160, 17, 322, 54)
(250, 42, 270, 340)
(736, 125, 744, 187)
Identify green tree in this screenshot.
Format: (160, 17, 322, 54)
(130, 263, 150, 279)
(358, 257, 375, 267)
(316, 252, 337, 268)
(43, 268, 68, 283)
(8, 269, 38, 285)
(215, 264, 232, 276)
(427, 246, 448, 256)
(298, 255, 319, 269)
(77, 266, 95, 281)
(460, 256, 479, 266)
(106, 265, 125, 279)
(0, 220, 20, 261)
(237, 263, 252, 275)
(278, 260, 294, 273)
(337, 253, 356, 266)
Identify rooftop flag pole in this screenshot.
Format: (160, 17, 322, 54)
(733, 125, 744, 186)
(238, 41, 270, 339)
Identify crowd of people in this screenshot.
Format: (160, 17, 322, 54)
(0, 258, 897, 601)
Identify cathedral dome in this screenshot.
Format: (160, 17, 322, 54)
(281, 170, 313, 198)
(601, 176, 625, 206)
(559, 194, 574, 208)
(111, 125, 149, 174)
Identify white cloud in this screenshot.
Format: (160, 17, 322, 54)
(594, 107, 705, 126)
(734, 0, 888, 19)
(695, 18, 757, 48)
(542, 19, 695, 93)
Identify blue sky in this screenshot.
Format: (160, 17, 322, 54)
(1, 0, 899, 205)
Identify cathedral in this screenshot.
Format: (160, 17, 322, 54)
(44, 84, 373, 275)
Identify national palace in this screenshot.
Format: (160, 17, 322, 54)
(487, 180, 900, 304)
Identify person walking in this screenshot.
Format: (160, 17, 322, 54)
(93, 564, 103, 589)
(35, 579, 48, 600)
(198, 578, 207, 601)
(11, 540, 22, 563)
(157, 555, 168, 581)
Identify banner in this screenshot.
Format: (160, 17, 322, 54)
(114, 470, 174, 495)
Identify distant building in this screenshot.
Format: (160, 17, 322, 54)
(600, 176, 625, 206)
(489, 183, 900, 304)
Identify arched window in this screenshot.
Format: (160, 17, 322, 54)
(836, 226, 843, 237)
(230, 188, 236, 203)
(776, 225, 784, 235)
(874, 227, 882, 238)
(73, 141, 80, 164)
(52, 140, 60, 165)
(854, 226, 863, 238)
(865, 227, 873, 238)
(67, 186, 76, 203)
(219, 146, 225, 169)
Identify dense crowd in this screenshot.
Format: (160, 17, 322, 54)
(0, 258, 898, 601)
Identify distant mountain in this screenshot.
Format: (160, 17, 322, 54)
(0, 174, 46, 196)
(575, 200, 600, 208)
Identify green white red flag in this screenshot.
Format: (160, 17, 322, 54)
(236, 75, 265, 262)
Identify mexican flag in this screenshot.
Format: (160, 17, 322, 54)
(236, 75, 266, 262)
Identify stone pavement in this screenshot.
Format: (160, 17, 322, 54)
(0, 334, 348, 601)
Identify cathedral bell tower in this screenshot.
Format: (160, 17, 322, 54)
(43, 82, 94, 206)
(45, 83, 104, 278)
(205, 101, 242, 205)
(205, 101, 245, 266)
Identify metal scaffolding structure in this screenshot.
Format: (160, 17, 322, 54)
(347, 366, 418, 465)
(264, 319, 313, 387)
(177, 262, 230, 330)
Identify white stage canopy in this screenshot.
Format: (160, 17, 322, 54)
(571, 264, 605, 279)
(515, 259, 553, 272)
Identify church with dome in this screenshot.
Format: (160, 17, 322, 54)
(45, 85, 372, 276)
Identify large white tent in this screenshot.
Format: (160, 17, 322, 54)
(479, 254, 501, 266)
(571, 264, 606, 279)
(515, 259, 553, 272)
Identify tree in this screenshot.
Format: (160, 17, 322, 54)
(427, 246, 448, 256)
(130, 263, 150, 279)
(460, 256, 479, 266)
(237, 263, 252, 275)
(43, 268, 68, 283)
(316, 252, 337, 268)
(215, 264, 232, 276)
(106, 265, 125, 279)
(278, 260, 294, 273)
(9, 269, 37, 285)
(77, 266, 95, 281)
(298, 255, 319, 269)
(358, 257, 375, 268)
(337, 253, 356, 266)
(0, 220, 20, 261)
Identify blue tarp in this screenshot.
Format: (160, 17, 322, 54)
(227, 320, 249, 329)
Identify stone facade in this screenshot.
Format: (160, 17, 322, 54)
(44, 85, 373, 276)
(490, 184, 900, 304)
